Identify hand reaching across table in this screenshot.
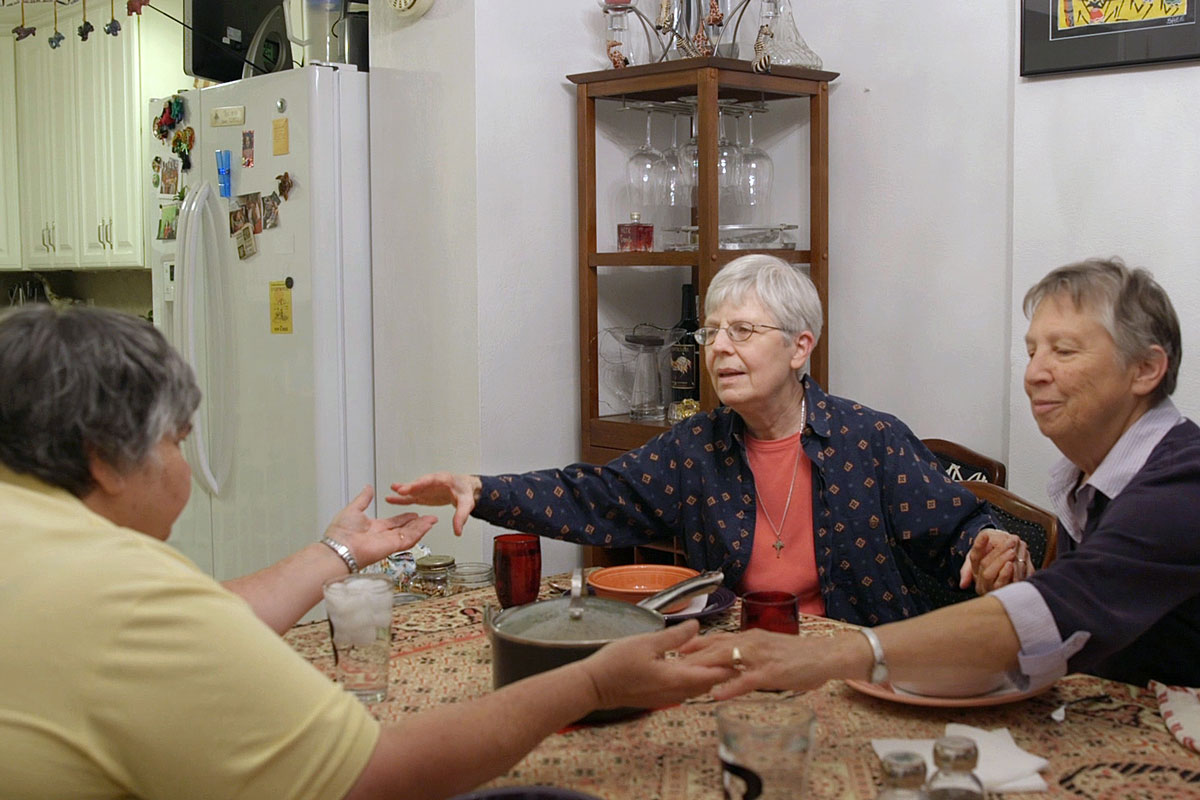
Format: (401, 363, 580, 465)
(388, 472, 482, 537)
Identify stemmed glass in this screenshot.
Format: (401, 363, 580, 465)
(660, 113, 688, 210)
(739, 108, 773, 212)
(626, 107, 666, 213)
(715, 108, 742, 194)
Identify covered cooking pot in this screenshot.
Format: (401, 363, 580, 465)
(484, 569, 723, 722)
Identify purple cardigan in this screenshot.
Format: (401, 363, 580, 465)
(1029, 419, 1200, 686)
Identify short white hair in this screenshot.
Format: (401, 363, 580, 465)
(704, 254, 823, 343)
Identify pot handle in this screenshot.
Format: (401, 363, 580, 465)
(568, 567, 586, 620)
(637, 570, 725, 613)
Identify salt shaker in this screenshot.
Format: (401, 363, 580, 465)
(925, 736, 986, 800)
(877, 750, 929, 799)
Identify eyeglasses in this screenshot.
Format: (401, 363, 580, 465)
(693, 321, 784, 346)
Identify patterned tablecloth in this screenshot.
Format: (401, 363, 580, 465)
(285, 580, 1199, 799)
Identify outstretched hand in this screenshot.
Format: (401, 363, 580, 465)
(579, 620, 739, 710)
(327, 485, 438, 567)
(387, 472, 482, 537)
(676, 628, 838, 700)
(959, 528, 1033, 594)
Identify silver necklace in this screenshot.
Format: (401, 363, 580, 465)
(756, 395, 806, 558)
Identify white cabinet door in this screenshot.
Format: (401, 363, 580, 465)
(44, 25, 81, 266)
(15, 31, 55, 269)
(104, 26, 143, 266)
(76, 33, 111, 268)
(75, 14, 142, 268)
(0, 36, 22, 270)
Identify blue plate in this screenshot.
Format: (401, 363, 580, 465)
(663, 585, 736, 623)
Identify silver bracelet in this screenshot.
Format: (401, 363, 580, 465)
(857, 626, 889, 684)
(320, 536, 359, 573)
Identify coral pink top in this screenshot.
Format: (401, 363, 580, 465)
(740, 431, 825, 616)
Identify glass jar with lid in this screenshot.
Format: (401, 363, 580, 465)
(877, 750, 929, 799)
(409, 554, 456, 597)
(925, 736, 985, 800)
(449, 562, 494, 594)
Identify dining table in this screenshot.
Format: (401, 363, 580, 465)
(284, 575, 1197, 799)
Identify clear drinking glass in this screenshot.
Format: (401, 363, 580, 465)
(739, 109, 773, 211)
(322, 574, 394, 703)
(627, 108, 666, 214)
(718, 701, 817, 800)
(661, 114, 688, 209)
(716, 108, 742, 193)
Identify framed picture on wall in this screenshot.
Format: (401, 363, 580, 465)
(1022, 0, 1200, 76)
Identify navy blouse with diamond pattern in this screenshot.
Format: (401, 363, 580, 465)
(476, 377, 996, 625)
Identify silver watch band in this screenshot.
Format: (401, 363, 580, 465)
(857, 626, 889, 684)
(320, 536, 359, 573)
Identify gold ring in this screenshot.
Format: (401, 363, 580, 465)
(1018, 557, 1027, 564)
(732, 646, 744, 669)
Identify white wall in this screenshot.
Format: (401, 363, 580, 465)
(802, 2, 1014, 461)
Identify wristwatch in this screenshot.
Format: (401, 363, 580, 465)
(857, 626, 889, 684)
(320, 536, 359, 573)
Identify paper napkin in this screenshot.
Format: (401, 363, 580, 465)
(1152, 680, 1200, 754)
(872, 723, 1049, 793)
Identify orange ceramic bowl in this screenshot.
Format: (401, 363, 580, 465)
(586, 565, 701, 614)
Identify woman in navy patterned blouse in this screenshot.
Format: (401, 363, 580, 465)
(388, 256, 1022, 625)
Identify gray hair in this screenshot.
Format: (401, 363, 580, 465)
(0, 305, 201, 497)
(1023, 257, 1181, 401)
(704, 254, 824, 343)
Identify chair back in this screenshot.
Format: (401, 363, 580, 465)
(962, 480, 1058, 569)
(921, 438, 1007, 487)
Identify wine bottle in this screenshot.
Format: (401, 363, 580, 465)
(668, 283, 700, 422)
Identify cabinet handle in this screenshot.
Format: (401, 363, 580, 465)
(41, 226, 48, 252)
(98, 222, 105, 247)
(106, 218, 113, 247)
(49, 222, 56, 252)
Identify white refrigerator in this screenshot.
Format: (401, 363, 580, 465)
(146, 64, 374, 595)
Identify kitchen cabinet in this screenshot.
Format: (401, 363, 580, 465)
(14, 3, 141, 270)
(15, 9, 80, 269)
(75, 14, 143, 267)
(0, 36, 21, 270)
(566, 57, 836, 566)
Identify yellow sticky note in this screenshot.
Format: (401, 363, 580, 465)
(272, 118, 289, 156)
(269, 281, 293, 334)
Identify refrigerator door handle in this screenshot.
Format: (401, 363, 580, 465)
(176, 181, 235, 497)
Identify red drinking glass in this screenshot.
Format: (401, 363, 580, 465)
(740, 591, 800, 634)
(492, 534, 542, 608)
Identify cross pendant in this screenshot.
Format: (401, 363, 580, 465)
(773, 539, 784, 557)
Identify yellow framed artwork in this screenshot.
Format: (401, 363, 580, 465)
(1022, 0, 1198, 75)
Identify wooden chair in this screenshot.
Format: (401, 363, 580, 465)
(921, 438, 1008, 487)
(962, 480, 1058, 569)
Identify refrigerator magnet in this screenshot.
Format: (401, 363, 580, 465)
(241, 130, 255, 168)
(272, 118, 289, 156)
(159, 158, 180, 198)
(262, 193, 281, 229)
(269, 280, 293, 334)
(234, 224, 257, 260)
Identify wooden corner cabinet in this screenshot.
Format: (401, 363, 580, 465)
(567, 58, 837, 566)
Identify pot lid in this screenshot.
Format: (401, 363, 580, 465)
(490, 595, 663, 644)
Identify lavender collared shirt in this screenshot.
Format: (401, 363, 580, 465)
(992, 399, 1185, 688)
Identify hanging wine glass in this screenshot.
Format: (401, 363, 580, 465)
(661, 113, 688, 209)
(715, 107, 742, 193)
(626, 107, 666, 213)
(680, 112, 699, 191)
(739, 108, 773, 212)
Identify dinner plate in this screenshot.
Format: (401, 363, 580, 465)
(663, 586, 736, 623)
(845, 677, 1052, 708)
